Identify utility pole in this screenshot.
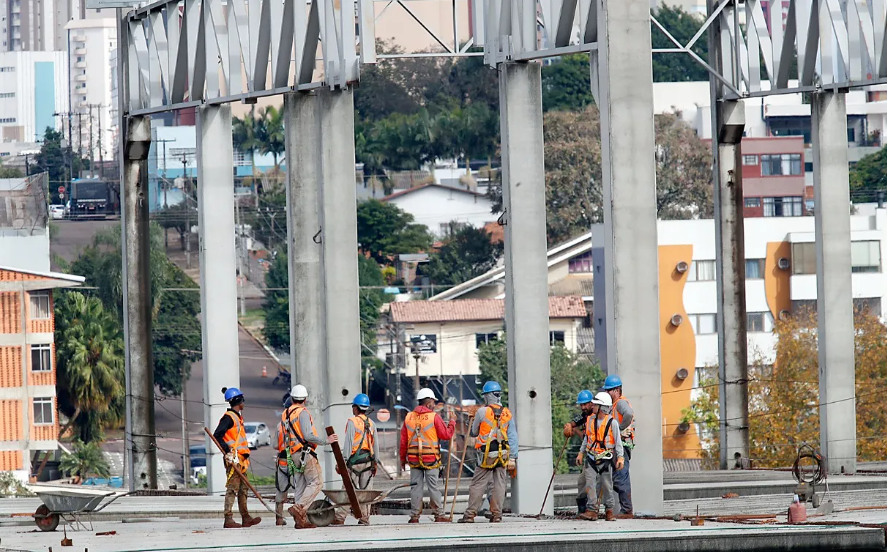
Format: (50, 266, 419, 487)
(76, 112, 83, 176)
(88, 104, 95, 177)
(181, 363, 190, 489)
(234, 192, 246, 317)
(181, 153, 191, 269)
(412, 347, 421, 403)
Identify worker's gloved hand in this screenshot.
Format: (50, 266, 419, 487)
(563, 423, 574, 438)
(335, 464, 342, 476)
(224, 452, 237, 465)
(615, 457, 625, 471)
(575, 453, 584, 467)
(447, 419, 456, 429)
(466, 437, 476, 449)
(506, 458, 516, 471)
(400, 462, 406, 472)
(372, 463, 378, 477)
(328, 434, 339, 445)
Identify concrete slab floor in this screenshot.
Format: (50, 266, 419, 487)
(1, 515, 884, 552)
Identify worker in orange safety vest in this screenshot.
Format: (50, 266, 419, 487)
(332, 393, 379, 526)
(212, 387, 262, 529)
(576, 392, 624, 522)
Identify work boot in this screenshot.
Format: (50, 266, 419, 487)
(288, 505, 317, 529)
(617, 511, 634, 520)
(275, 503, 286, 526)
(358, 519, 370, 526)
(457, 515, 475, 524)
(275, 517, 286, 526)
(408, 515, 420, 524)
(331, 519, 345, 526)
(490, 515, 503, 523)
(577, 511, 598, 521)
(241, 514, 262, 528)
(223, 516, 243, 529)
(576, 497, 588, 514)
(605, 510, 616, 522)
(434, 515, 452, 523)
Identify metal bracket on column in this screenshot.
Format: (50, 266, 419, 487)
(124, 117, 152, 160)
(718, 101, 745, 144)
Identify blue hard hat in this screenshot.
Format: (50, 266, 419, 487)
(223, 387, 243, 402)
(577, 390, 593, 405)
(482, 381, 502, 394)
(602, 375, 623, 391)
(353, 393, 370, 408)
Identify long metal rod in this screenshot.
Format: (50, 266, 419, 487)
(396, 0, 453, 53)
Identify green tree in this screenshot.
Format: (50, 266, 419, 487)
(651, 4, 709, 82)
(28, 127, 88, 203)
(262, 250, 291, 351)
(257, 106, 286, 167)
(433, 105, 499, 164)
(849, 146, 887, 201)
(655, 111, 714, 219)
(233, 113, 261, 179)
(0, 157, 23, 178)
(477, 337, 603, 474)
(422, 225, 503, 285)
(60, 440, 111, 480)
(154, 201, 197, 251)
(358, 255, 385, 372)
(54, 291, 125, 443)
(357, 200, 434, 262)
(542, 54, 594, 112)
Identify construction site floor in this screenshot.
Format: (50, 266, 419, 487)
(1, 513, 885, 552)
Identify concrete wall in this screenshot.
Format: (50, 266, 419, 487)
(0, 232, 49, 273)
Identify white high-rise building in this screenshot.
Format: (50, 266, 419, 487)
(0, 50, 68, 143)
(65, 17, 115, 169)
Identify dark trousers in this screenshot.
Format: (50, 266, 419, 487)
(612, 452, 632, 513)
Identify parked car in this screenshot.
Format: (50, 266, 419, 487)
(49, 205, 65, 219)
(245, 422, 271, 449)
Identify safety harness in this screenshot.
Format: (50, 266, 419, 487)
(586, 417, 616, 474)
(346, 415, 376, 476)
(477, 405, 511, 469)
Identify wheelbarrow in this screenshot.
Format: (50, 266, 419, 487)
(307, 483, 409, 526)
(27, 484, 130, 531)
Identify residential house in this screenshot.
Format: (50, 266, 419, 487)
(0, 266, 84, 476)
(735, 137, 808, 217)
(381, 183, 497, 239)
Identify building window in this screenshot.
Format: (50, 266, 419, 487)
(0, 118, 16, 123)
(30, 291, 50, 319)
(747, 311, 774, 333)
(744, 197, 761, 208)
(804, 162, 813, 172)
(763, 196, 803, 217)
(848, 128, 856, 142)
(687, 260, 716, 282)
(792, 242, 816, 275)
(745, 259, 765, 279)
(31, 343, 52, 372)
(569, 251, 593, 273)
(851, 241, 881, 273)
(475, 333, 498, 349)
(854, 297, 881, 313)
(688, 314, 717, 335)
(549, 331, 565, 345)
(33, 397, 54, 425)
(0, 92, 14, 98)
(761, 154, 802, 176)
(742, 155, 758, 165)
(0, 67, 15, 72)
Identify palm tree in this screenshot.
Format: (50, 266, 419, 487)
(233, 110, 261, 182)
(55, 291, 125, 442)
(60, 440, 111, 481)
(257, 106, 285, 168)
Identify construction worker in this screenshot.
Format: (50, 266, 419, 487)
(458, 381, 517, 524)
(275, 384, 338, 529)
(400, 387, 456, 524)
(212, 387, 262, 529)
(603, 374, 634, 516)
(563, 390, 595, 515)
(333, 393, 378, 526)
(576, 392, 624, 521)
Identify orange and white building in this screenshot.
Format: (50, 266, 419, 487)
(0, 266, 84, 476)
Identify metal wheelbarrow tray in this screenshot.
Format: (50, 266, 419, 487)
(307, 483, 409, 526)
(27, 483, 130, 531)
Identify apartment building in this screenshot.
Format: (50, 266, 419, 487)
(0, 50, 67, 143)
(592, 209, 887, 458)
(737, 137, 808, 218)
(65, 17, 115, 165)
(0, 266, 83, 475)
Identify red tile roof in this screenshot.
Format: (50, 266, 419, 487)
(389, 296, 587, 323)
(381, 183, 485, 202)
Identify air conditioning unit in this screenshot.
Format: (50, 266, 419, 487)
(670, 314, 684, 327)
(675, 261, 689, 274)
(778, 257, 791, 270)
(675, 368, 689, 381)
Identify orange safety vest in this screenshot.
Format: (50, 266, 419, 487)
(614, 396, 636, 446)
(282, 405, 318, 456)
(404, 411, 440, 469)
(222, 410, 250, 469)
(474, 405, 512, 468)
(349, 415, 375, 457)
(584, 414, 616, 458)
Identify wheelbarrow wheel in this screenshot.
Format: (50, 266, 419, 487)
(307, 499, 335, 527)
(34, 505, 59, 532)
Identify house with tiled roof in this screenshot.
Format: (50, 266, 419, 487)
(0, 266, 84, 477)
(385, 296, 588, 389)
(381, 183, 497, 239)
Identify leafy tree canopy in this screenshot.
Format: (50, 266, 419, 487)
(541, 55, 594, 112)
(422, 225, 503, 286)
(356, 200, 434, 262)
(849, 146, 887, 202)
(651, 4, 709, 82)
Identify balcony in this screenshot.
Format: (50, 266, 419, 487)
(74, 48, 86, 55)
(72, 35, 86, 42)
(75, 74, 88, 82)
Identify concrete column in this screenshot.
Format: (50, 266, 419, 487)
(499, 61, 553, 516)
(811, 92, 856, 474)
(710, 101, 750, 469)
(318, 88, 362, 480)
(196, 105, 241, 495)
(121, 114, 157, 490)
(597, 0, 663, 514)
(283, 90, 328, 446)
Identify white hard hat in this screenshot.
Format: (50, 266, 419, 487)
(291, 384, 309, 400)
(417, 388, 436, 401)
(592, 392, 613, 407)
